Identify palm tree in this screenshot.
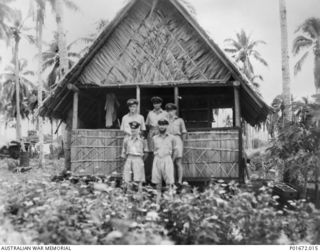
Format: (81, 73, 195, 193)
(224, 29, 268, 80)
(293, 17, 320, 94)
(224, 30, 268, 149)
(279, 0, 292, 122)
(47, 0, 78, 76)
(40, 33, 80, 89)
(0, 0, 14, 44)
(7, 10, 36, 140)
(0, 59, 35, 122)
(30, 0, 47, 168)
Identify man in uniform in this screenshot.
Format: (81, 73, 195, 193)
(120, 98, 146, 136)
(145, 97, 167, 182)
(146, 96, 168, 151)
(121, 121, 148, 193)
(165, 103, 187, 185)
(152, 118, 177, 203)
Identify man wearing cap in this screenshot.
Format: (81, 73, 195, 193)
(146, 96, 168, 151)
(120, 98, 146, 136)
(121, 121, 148, 192)
(165, 103, 187, 185)
(152, 118, 177, 203)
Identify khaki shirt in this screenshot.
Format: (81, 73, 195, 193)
(153, 133, 177, 158)
(146, 109, 168, 128)
(120, 113, 146, 135)
(167, 116, 187, 136)
(121, 136, 148, 158)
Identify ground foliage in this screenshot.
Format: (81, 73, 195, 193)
(0, 159, 320, 245)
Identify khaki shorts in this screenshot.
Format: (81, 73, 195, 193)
(174, 135, 184, 159)
(152, 155, 174, 185)
(123, 156, 145, 182)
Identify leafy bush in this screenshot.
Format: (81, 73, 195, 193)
(1, 163, 320, 245)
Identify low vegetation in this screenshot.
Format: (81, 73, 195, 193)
(0, 159, 319, 245)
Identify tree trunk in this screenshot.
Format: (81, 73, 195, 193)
(54, 0, 70, 169)
(37, 21, 45, 168)
(279, 0, 292, 122)
(55, 0, 69, 77)
(315, 48, 320, 94)
(14, 37, 22, 141)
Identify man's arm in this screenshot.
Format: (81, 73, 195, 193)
(121, 139, 128, 159)
(180, 119, 187, 141)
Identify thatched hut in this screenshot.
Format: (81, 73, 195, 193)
(39, 0, 270, 182)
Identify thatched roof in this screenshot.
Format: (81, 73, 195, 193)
(39, 0, 270, 126)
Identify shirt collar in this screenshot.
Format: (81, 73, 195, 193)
(153, 108, 163, 114)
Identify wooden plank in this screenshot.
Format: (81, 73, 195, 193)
(174, 86, 179, 115)
(81, 79, 230, 88)
(233, 82, 241, 127)
(72, 92, 79, 129)
(136, 85, 141, 113)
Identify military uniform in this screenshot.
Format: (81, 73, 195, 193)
(120, 99, 146, 135)
(151, 120, 176, 185)
(121, 121, 148, 183)
(165, 103, 187, 159)
(146, 108, 168, 151)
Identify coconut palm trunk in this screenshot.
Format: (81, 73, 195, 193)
(14, 35, 22, 141)
(315, 41, 320, 94)
(54, 0, 69, 76)
(37, 19, 44, 168)
(279, 0, 292, 122)
(54, 0, 71, 170)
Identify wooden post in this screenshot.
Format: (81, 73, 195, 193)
(174, 86, 179, 115)
(136, 85, 141, 113)
(72, 92, 79, 129)
(233, 81, 241, 127)
(233, 81, 244, 183)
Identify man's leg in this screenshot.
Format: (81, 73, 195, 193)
(175, 158, 183, 184)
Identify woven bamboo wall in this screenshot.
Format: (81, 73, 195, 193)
(183, 130, 240, 179)
(71, 129, 240, 179)
(71, 130, 125, 176)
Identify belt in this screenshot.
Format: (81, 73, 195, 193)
(127, 154, 143, 158)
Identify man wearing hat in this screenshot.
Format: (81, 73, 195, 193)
(146, 97, 168, 151)
(121, 121, 148, 192)
(120, 98, 146, 136)
(165, 103, 187, 185)
(152, 118, 177, 203)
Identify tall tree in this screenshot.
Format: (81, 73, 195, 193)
(0, 0, 14, 45)
(7, 10, 36, 140)
(293, 17, 320, 94)
(40, 32, 80, 89)
(30, 0, 47, 168)
(224, 29, 268, 81)
(224, 30, 268, 148)
(0, 59, 35, 122)
(279, 0, 292, 122)
(47, 0, 78, 170)
(47, 0, 78, 76)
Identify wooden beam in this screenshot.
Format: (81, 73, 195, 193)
(72, 92, 79, 129)
(80, 79, 230, 89)
(136, 85, 141, 113)
(233, 81, 241, 127)
(174, 86, 179, 115)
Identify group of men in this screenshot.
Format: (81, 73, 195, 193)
(120, 96, 187, 199)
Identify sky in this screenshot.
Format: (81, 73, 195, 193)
(1, 0, 320, 104)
